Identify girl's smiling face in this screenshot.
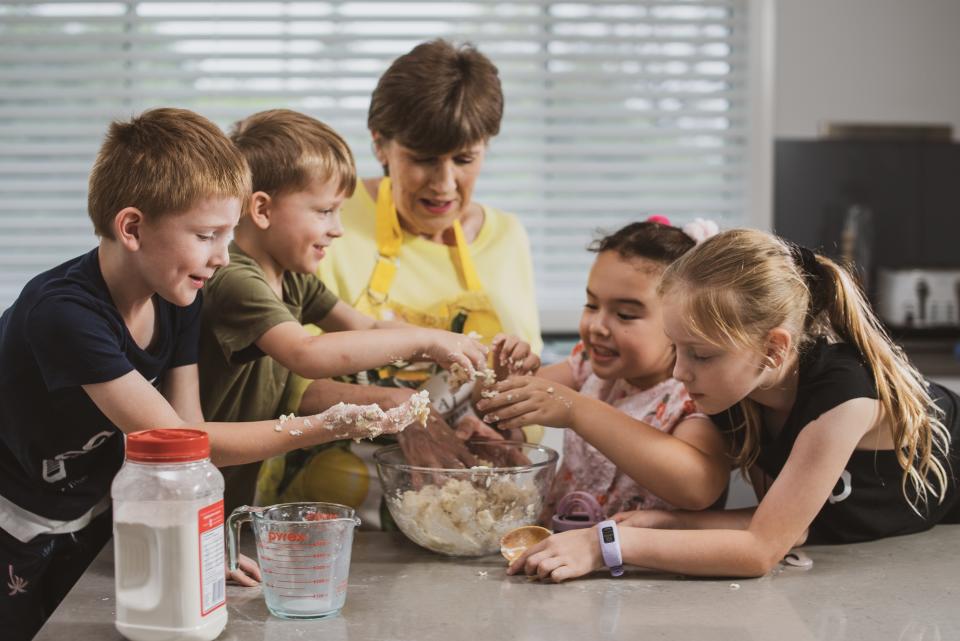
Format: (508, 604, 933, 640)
(578, 251, 675, 389)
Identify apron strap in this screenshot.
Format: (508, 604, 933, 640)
(368, 177, 403, 301)
(368, 176, 485, 300)
(451, 219, 484, 292)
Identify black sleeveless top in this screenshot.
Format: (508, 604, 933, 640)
(710, 339, 960, 543)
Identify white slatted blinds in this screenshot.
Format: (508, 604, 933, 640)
(0, 1, 755, 328)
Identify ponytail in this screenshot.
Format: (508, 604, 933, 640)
(807, 254, 951, 512)
(662, 229, 952, 512)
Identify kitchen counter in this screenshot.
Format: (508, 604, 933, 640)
(35, 527, 960, 641)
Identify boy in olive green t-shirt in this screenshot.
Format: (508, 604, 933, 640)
(198, 110, 488, 513)
(200, 246, 338, 425)
(200, 244, 343, 512)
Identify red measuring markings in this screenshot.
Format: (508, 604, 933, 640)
(262, 552, 330, 558)
(256, 551, 330, 560)
(258, 548, 330, 557)
(276, 592, 330, 599)
(265, 578, 330, 585)
(257, 540, 330, 548)
(263, 565, 330, 573)
(303, 512, 338, 521)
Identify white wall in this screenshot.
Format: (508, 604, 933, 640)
(774, 0, 960, 138)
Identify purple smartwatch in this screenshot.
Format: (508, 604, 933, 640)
(597, 519, 624, 577)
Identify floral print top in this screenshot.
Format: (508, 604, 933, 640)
(545, 342, 704, 520)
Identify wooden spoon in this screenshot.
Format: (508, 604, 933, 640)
(500, 525, 552, 563)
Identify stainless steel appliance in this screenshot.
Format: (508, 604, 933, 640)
(876, 269, 960, 329)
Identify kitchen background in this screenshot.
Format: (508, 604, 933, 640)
(2, 0, 959, 507)
(544, 0, 960, 506)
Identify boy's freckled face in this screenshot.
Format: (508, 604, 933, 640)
(266, 177, 346, 274)
(662, 297, 766, 414)
(578, 252, 674, 388)
(140, 197, 241, 307)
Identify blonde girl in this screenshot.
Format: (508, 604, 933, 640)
(509, 228, 959, 582)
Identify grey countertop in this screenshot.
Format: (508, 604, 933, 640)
(36, 527, 960, 641)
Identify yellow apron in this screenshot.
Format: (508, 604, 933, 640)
(354, 177, 505, 383)
(257, 177, 506, 528)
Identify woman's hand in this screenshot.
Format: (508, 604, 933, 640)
(475, 376, 578, 431)
(491, 334, 540, 379)
(453, 414, 505, 441)
(506, 528, 604, 583)
(397, 409, 479, 469)
(417, 329, 488, 376)
(226, 553, 262, 586)
(453, 415, 531, 466)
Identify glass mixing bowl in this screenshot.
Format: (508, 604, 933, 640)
(374, 441, 558, 556)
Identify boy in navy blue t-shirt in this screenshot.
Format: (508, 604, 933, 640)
(0, 108, 251, 639)
(0, 108, 485, 641)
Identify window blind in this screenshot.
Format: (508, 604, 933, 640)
(0, 0, 756, 329)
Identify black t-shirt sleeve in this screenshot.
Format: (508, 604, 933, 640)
(25, 295, 134, 390)
(169, 292, 203, 369)
(796, 342, 878, 424)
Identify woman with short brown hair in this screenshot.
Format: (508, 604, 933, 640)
(259, 40, 542, 528)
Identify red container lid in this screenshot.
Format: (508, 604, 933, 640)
(126, 428, 210, 463)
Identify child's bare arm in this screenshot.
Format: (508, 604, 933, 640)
(83, 370, 427, 468)
(533, 362, 578, 388)
(160, 364, 204, 423)
(613, 507, 754, 531)
(255, 321, 486, 380)
(509, 399, 874, 581)
(310, 299, 409, 332)
(477, 379, 728, 510)
(611, 508, 809, 548)
(296, 378, 414, 415)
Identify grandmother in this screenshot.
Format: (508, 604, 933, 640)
(257, 40, 541, 527)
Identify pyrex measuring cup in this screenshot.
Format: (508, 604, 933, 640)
(227, 502, 360, 619)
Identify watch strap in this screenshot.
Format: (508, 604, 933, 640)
(597, 519, 624, 577)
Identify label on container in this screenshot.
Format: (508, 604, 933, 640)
(198, 500, 226, 616)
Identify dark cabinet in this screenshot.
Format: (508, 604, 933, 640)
(920, 144, 960, 268)
(774, 140, 960, 272)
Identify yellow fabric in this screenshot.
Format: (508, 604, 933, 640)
(375, 177, 403, 258)
(258, 442, 371, 508)
(320, 179, 543, 355)
(451, 221, 483, 292)
(352, 177, 506, 355)
(260, 179, 544, 523)
(330, 178, 543, 443)
(278, 178, 543, 420)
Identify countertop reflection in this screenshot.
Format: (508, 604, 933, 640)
(37, 527, 959, 641)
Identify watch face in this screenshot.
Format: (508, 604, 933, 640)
(602, 526, 615, 543)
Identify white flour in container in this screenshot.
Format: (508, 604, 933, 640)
(114, 500, 226, 640)
(388, 478, 541, 556)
